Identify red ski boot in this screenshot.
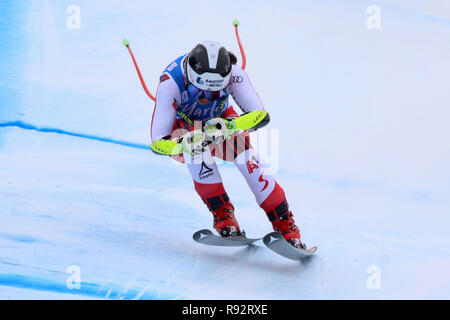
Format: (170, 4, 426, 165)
(212, 203, 244, 237)
(260, 183, 306, 249)
(272, 211, 306, 249)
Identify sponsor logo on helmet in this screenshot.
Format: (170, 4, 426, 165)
(196, 77, 205, 85)
(204, 79, 225, 89)
(205, 79, 224, 84)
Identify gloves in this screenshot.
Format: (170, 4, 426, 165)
(179, 130, 208, 155)
(204, 111, 269, 144)
(150, 130, 207, 156)
(150, 111, 269, 156)
(204, 118, 237, 144)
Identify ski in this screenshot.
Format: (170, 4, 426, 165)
(263, 232, 317, 261)
(193, 229, 262, 247)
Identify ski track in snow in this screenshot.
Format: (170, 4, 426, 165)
(1, 0, 450, 299)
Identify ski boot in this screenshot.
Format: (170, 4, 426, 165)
(212, 202, 245, 237)
(272, 211, 306, 249)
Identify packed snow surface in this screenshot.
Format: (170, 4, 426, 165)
(1, 0, 450, 299)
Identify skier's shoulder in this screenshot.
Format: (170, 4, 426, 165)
(230, 63, 244, 75)
(160, 54, 188, 92)
(163, 54, 186, 72)
(229, 64, 248, 85)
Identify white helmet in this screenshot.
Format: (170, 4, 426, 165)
(186, 40, 232, 91)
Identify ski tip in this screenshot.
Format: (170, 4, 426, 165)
(263, 232, 318, 254)
(308, 246, 318, 253)
(193, 229, 213, 242)
(262, 231, 283, 245)
(232, 19, 240, 27)
(123, 39, 130, 47)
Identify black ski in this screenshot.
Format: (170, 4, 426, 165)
(193, 229, 262, 247)
(263, 232, 317, 260)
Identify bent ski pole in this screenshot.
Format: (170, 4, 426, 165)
(124, 21, 247, 102)
(233, 20, 247, 70)
(123, 39, 156, 101)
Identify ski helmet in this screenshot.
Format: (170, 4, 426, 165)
(186, 40, 232, 91)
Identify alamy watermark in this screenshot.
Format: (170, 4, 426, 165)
(66, 5, 81, 30)
(66, 265, 81, 289)
(366, 5, 382, 30)
(366, 265, 381, 290)
(169, 123, 281, 174)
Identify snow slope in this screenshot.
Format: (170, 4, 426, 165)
(1, 0, 450, 299)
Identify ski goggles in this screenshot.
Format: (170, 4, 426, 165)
(188, 84, 227, 101)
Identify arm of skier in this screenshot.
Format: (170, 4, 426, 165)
(204, 65, 270, 141)
(150, 76, 183, 155)
(228, 64, 270, 131)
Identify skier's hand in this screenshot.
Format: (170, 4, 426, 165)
(204, 118, 237, 144)
(179, 130, 208, 155)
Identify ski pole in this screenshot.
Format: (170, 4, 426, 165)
(233, 20, 247, 70)
(123, 39, 156, 101)
(124, 21, 246, 102)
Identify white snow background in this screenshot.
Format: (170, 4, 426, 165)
(1, 0, 450, 299)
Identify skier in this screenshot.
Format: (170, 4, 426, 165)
(150, 40, 305, 248)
